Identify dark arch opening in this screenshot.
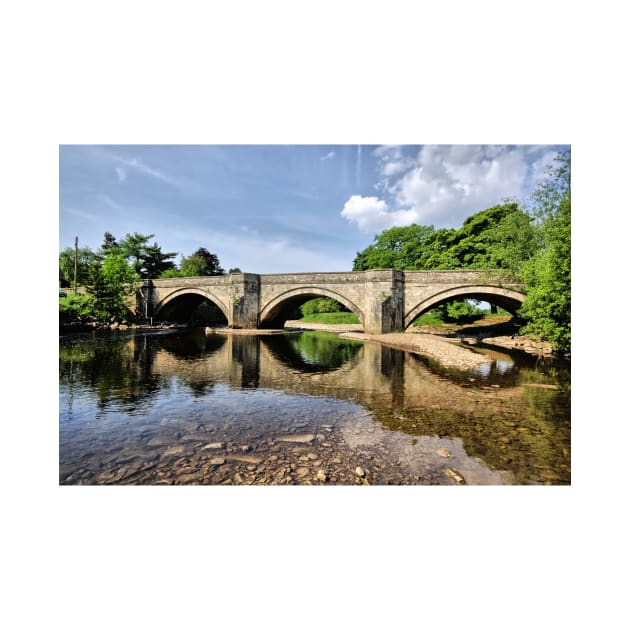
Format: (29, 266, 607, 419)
(155, 294, 228, 326)
(260, 291, 363, 329)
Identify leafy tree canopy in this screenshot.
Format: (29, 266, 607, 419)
(86, 251, 137, 320)
(59, 246, 98, 287)
(352, 202, 535, 273)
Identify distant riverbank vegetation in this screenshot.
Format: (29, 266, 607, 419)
(60, 152, 569, 352)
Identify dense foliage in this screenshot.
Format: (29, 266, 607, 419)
(352, 203, 536, 273)
(519, 153, 571, 351)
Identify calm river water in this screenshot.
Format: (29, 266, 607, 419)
(59, 329, 570, 485)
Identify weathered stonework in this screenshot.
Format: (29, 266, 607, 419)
(138, 270, 525, 334)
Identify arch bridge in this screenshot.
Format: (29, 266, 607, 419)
(137, 269, 525, 334)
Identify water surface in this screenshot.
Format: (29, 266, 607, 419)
(59, 329, 570, 485)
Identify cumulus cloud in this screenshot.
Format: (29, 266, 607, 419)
(341, 145, 565, 233)
(320, 151, 336, 161)
(341, 195, 418, 234)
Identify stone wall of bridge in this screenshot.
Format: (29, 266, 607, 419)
(137, 269, 525, 334)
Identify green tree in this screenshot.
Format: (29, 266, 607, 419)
(352, 203, 535, 273)
(446, 203, 536, 271)
(519, 152, 571, 352)
(59, 245, 98, 288)
(99, 232, 119, 255)
(167, 248, 225, 277)
(179, 254, 210, 277)
(139, 242, 177, 278)
(87, 251, 137, 320)
(191, 248, 225, 275)
(352, 224, 436, 270)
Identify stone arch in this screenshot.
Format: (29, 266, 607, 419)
(404, 285, 526, 329)
(153, 288, 231, 325)
(259, 287, 364, 328)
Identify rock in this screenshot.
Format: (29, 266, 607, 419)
(355, 466, 365, 478)
(296, 467, 310, 477)
(177, 473, 201, 484)
(523, 383, 559, 390)
(202, 442, 225, 450)
(147, 436, 172, 447)
(444, 468, 466, 485)
(180, 434, 201, 442)
(307, 453, 318, 461)
(162, 445, 185, 457)
(240, 445, 252, 453)
(229, 454, 264, 465)
(316, 470, 328, 482)
(437, 448, 451, 457)
(209, 457, 226, 466)
(276, 434, 316, 444)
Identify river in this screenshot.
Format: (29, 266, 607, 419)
(59, 328, 570, 485)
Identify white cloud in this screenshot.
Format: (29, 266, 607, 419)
(320, 151, 335, 161)
(342, 145, 563, 232)
(115, 166, 127, 182)
(341, 194, 418, 233)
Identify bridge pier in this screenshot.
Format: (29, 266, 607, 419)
(362, 269, 404, 334)
(228, 273, 260, 328)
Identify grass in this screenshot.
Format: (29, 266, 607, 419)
(298, 312, 360, 324)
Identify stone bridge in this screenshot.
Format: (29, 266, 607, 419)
(136, 269, 525, 334)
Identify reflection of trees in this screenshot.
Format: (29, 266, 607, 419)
(60, 332, 164, 413)
(262, 332, 363, 373)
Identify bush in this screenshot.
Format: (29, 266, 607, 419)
(59, 294, 99, 324)
(300, 298, 350, 316)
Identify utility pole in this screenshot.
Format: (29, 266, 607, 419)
(74, 236, 78, 294)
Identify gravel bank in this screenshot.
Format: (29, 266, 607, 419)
(339, 331, 491, 370)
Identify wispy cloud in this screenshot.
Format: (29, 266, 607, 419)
(92, 147, 184, 189)
(320, 151, 336, 161)
(114, 155, 180, 187)
(64, 207, 101, 222)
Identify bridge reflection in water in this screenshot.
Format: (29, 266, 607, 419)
(60, 329, 570, 485)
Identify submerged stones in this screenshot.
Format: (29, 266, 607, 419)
(275, 434, 316, 444)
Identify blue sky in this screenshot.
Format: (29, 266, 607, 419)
(59, 144, 568, 274)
